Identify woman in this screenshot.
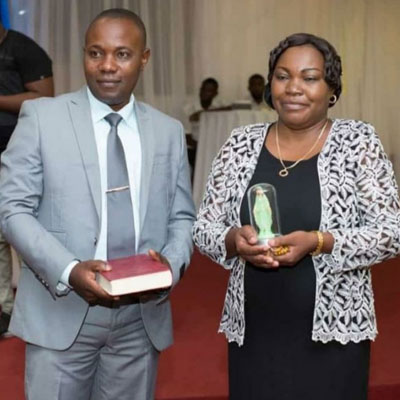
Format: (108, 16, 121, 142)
(193, 33, 400, 399)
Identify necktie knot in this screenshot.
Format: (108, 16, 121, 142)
(105, 113, 123, 128)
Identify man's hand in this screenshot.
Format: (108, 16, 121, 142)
(144, 249, 172, 302)
(148, 249, 171, 268)
(69, 260, 117, 304)
(189, 110, 202, 122)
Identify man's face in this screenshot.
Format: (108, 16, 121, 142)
(84, 17, 150, 111)
(248, 77, 265, 101)
(200, 82, 218, 103)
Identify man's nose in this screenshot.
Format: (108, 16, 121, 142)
(99, 55, 117, 72)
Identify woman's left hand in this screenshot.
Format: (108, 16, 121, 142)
(268, 231, 318, 266)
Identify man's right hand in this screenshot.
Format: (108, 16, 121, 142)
(69, 260, 116, 304)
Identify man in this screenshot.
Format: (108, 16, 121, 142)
(183, 78, 227, 177)
(0, 8, 195, 400)
(247, 73, 270, 111)
(0, 20, 54, 336)
(183, 77, 225, 141)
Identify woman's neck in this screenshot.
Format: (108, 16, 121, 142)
(277, 118, 329, 143)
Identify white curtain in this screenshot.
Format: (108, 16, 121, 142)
(8, 0, 400, 177)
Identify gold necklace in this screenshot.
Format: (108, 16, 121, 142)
(275, 119, 329, 177)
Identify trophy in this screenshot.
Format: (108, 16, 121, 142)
(247, 183, 281, 245)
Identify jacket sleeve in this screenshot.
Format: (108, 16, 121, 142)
(322, 124, 400, 272)
(160, 122, 196, 287)
(192, 128, 243, 269)
(0, 100, 76, 298)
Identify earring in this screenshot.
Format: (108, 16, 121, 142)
(329, 95, 337, 105)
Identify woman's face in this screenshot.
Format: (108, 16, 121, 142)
(271, 44, 333, 129)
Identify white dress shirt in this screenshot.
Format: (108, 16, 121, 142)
(59, 88, 142, 286)
(249, 97, 277, 121)
(182, 96, 225, 140)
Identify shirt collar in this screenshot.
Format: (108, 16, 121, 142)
(87, 87, 135, 124)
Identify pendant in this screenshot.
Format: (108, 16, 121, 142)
(279, 169, 289, 177)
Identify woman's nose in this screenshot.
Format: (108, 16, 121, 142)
(285, 78, 302, 95)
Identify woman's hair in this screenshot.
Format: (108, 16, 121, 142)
(264, 33, 342, 109)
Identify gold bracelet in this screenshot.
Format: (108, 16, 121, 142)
(309, 231, 323, 256)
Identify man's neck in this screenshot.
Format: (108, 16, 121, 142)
(201, 99, 213, 110)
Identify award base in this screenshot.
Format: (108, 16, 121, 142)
(257, 238, 271, 245)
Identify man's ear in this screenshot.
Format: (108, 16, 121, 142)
(141, 48, 151, 70)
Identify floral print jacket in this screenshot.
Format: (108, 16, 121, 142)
(193, 119, 400, 346)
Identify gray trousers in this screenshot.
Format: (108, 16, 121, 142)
(0, 230, 13, 314)
(25, 303, 159, 400)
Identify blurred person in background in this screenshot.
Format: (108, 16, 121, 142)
(0, 18, 53, 337)
(183, 77, 227, 179)
(248, 73, 268, 111)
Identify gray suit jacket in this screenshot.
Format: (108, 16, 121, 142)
(0, 88, 195, 351)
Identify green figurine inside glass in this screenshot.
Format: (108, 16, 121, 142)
(248, 183, 281, 244)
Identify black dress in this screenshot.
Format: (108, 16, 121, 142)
(228, 144, 370, 400)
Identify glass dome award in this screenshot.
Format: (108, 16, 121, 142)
(247, 183, 281, 244)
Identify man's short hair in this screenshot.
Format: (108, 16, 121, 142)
(201, 77, 219, 89)
(249, 74, 265, 84)
(87, 8, 147, 46)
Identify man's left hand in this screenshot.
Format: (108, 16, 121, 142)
(138, 249, 172, 302)
(148, 249, 171, 268)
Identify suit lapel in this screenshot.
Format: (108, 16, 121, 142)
(135, 101, 155, 233)
(67, 94, 153, 235)
(68, 88, 101, 220)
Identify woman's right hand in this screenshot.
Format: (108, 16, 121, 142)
(226, 226, 279, 268)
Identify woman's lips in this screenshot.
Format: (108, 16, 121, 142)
(282, 102, 308, 110)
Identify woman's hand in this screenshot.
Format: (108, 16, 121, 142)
(226, 225, 279, 268)
(268, 231, 318, 266)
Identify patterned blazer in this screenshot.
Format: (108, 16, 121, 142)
(193, 119, 400, 346)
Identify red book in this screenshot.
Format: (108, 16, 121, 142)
(97, 254, 172, 296)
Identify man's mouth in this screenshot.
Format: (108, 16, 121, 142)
(97, 80, 121, 88)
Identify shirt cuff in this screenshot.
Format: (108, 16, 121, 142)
(57, 259, 80, 290)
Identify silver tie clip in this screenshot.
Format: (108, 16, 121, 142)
(106, 185, 130, 193)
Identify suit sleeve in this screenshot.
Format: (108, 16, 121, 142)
(0, 100, 76, 298)
(160, 122, 196, 287)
